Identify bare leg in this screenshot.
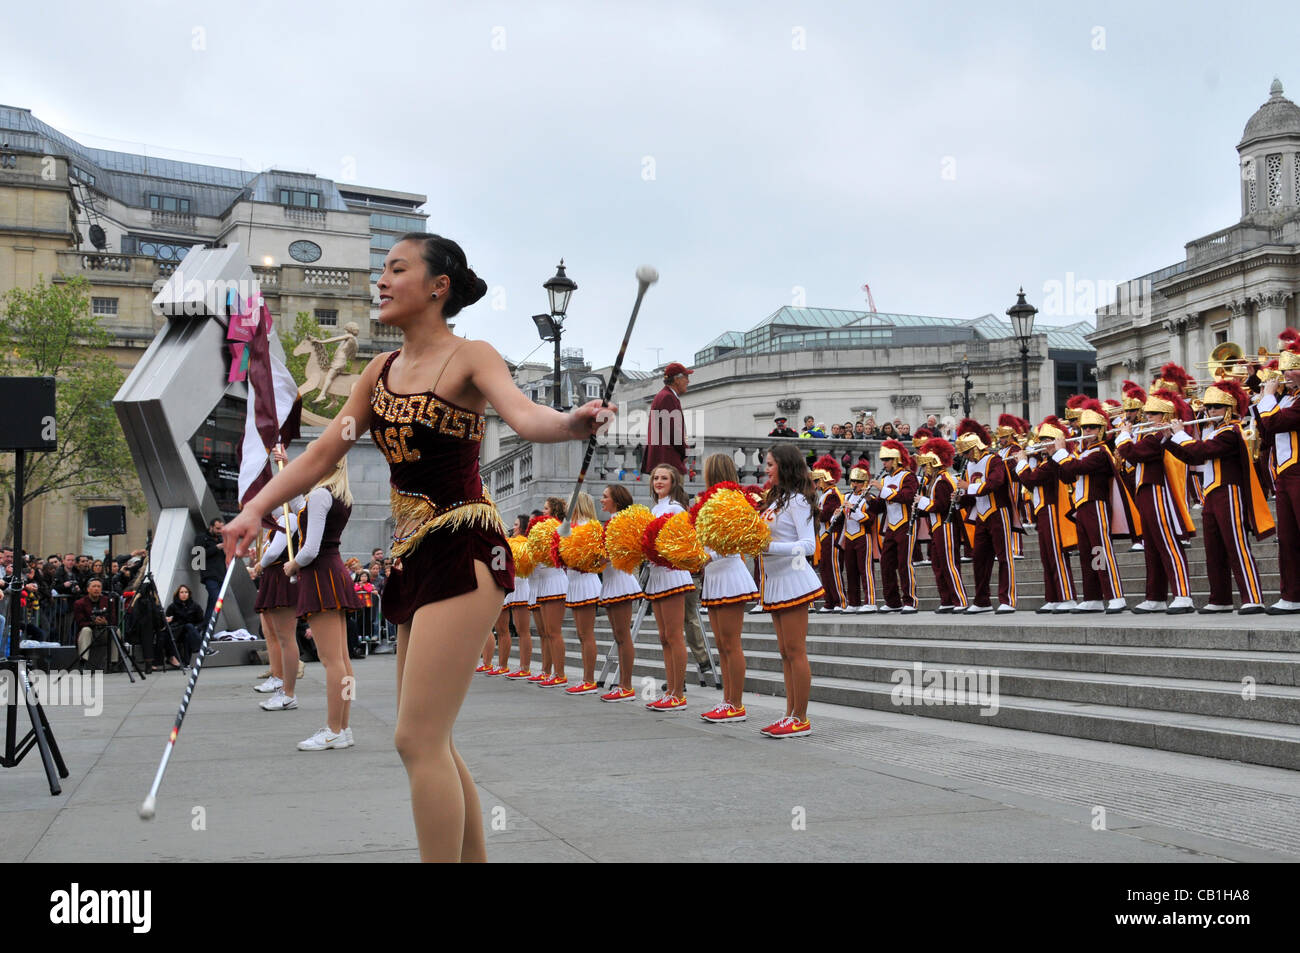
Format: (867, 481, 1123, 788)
(573, 604, 597, 683)
(267, 607, 299, 697)
(708, 602, 746, 708)
(541, 601, 566, 678)
(393, 561, 502, 861)
(773, 604, 811, 719)
(606, 600, 636, 690)
(480, 633, 495, 668)
(494, 607, 512, 670)
(309, 610, 347, 733)
(265, 619, 283, 679)
(651, 594, 686, 697)
(771, 612, 792, 716)
(511, 604, 533, 671)
(533, 608, 550, 675)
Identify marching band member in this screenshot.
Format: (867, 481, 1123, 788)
(757, 443, 824, 737)
(912, 438, 968, 613)
(1166, 377, 1273, 614)
(954, 419, 1016, 614)
(910, 428, 934, 564)
(867, 440, 918, 612)
(1118, 382, 1147, 551)
(838, 466, 878, 613)
(1257, 329, 1300, 613)
(1115, 387, 1197, 614)
(1015, 417, 1078, 613)
(1052, 399, 1134, 613)
(995, 416, 1029, 560)
(812, 455, 847, 612)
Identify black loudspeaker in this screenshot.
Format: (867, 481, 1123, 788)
(87, 504, 127, 537)
(0, 377, 57, 451)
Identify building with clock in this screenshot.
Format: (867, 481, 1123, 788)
(0, 104, 427, 553)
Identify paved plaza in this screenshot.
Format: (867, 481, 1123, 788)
(4, 648, 1300, 864)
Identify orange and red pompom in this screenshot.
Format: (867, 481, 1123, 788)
(604, 504, 653, 574)
(508, 535, 535, 577)
(558, 520, 607, 574)
(692, 483, 771, 557)
(654, 510, 708, 571)
(527, 516, 562, 568)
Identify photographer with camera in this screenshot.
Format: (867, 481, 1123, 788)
(74, 578, 120, 668)
(196, 519, 225, 627)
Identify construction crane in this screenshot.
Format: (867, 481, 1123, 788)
(861, 283, 877, 313)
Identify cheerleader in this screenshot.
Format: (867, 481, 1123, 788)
(758, 443, 824, 738)
(254, 464, 305, 712)
(697, 454, 759, 723)
(562, 492, 603, 695)
(645, 464, 694, 711)
(598, 485, 643, 702)
(503, 516, 536, 679)
(530, 497, 569, 687)
(283, 458, 364, 750)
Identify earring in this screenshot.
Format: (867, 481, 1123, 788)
(431, 292, 438, 299)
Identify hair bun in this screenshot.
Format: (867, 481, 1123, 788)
(462, 267, 488, 307)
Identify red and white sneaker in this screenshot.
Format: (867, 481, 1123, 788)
(486, 666, 509, 676)
(474, 663, 494, 674)
(526, 672, 550, 682)
(760, 716, 791, 735)
(700, 703, 747, 723)
(765, 717, 811, 738)
(564, 681, 600, 695)
(601, 687, 637, 702)
(650, 694, 687, 712)
(503, 669, 532, 680)
(538, 674, 568, 688)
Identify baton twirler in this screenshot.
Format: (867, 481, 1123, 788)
(560, 265, 658, 535)
(139, 555, 241, 820)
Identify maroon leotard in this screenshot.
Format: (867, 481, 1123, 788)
(370, 349, 515, 624)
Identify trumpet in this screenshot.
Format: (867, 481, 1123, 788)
(1128, 415, 1218, 436)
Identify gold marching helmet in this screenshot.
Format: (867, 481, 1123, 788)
(1077, 399, 1109, 427)
(954, 418, 988, 453)
(1201, 377, 1249, 418)
(1036, 415, 1066, 442)
(849, 466, 870, 482)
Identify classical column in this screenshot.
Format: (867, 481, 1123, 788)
(1227, 298, 1253, 352)
(1251, 290, 1293, 351)
(1162, 316, 1188, 367)
(1183, 312, 1203, 369)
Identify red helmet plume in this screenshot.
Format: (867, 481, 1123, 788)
(811, 453, 842, 482)
(923, 437, 955, 468)
(879, 439, 912, 470)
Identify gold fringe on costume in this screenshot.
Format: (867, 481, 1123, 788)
(509, 535, 535, 577)
(559, 521, 607, 574)
(695, 487, 771, 557)
(656, 510, 708, 572)
(390, 487, 507, 560)
(604, 504, 654, 574)
(527, 517, 562, 567)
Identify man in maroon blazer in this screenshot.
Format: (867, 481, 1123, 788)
(641, 361, 692, 475)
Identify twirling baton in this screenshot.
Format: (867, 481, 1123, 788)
(139, 554, 241, 820)
(559, 265, 659, 535)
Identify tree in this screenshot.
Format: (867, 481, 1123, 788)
(279, 310, 349, 419)
(0, 276, 142, 545)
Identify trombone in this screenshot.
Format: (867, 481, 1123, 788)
(1129, 416, 1218, 436)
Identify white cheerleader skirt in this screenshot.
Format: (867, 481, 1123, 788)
(759, 551, 824, 611)
(644, 563, 694, 601)
(565, 569, 601, 608)
(505, 575, 530, 608)
(701, 553, 759, 607)
(600, 566, 643, 605)
(531, 565, 567, 603)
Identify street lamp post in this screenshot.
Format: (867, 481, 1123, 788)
(960, 354, 973, 418)
(1007, 288, 1037, 422)
(532, 260, 577, 410)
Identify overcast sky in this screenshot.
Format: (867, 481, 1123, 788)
(4, 1, 1296, 371)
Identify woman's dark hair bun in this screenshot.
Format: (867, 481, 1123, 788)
(399, 232, 487, 318)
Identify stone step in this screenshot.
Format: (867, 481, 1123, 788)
(540, 641, 1300, 770)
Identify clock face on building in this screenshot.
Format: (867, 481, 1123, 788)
(289, 240, 322, 263)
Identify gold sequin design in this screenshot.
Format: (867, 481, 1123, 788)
(389, 486, 507, 559)
(369, 375, 485, 443)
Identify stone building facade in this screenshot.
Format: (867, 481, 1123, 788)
(1090, 79, 1300, 389)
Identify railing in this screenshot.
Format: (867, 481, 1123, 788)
(157, 261, 178, 277)
(370, 318, 400, 341)
(284, 207, 326, 226)
(252, 266, 279, 288)
(80, 253, 132, 272)
(304, 268, 349, 287)
(151, 209, 198, 232)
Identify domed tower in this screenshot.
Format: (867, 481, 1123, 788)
(1238, 77, 1300, 223)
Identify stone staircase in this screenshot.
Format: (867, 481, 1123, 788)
(542, 536, 1300, 770)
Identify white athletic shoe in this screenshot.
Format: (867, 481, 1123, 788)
(1071, 600, 1103, 613)
(1167, 596, 1195, 614)
(965, 604, 993, 615)
(1105, 599, 1128, 613)
(831, 605, 845, 612)
(1267, 599, 1300, 614)
(1054, 601, 1078, 613)
(1132, 600, 1167, 614)
(339, 727, 354, 748)
(995, 603, 1016, 614)
(900, 605, 918, 614)
(857, 604, 877, 613)
(259, 689, 298, 711)
(1130, 542, 1144, 552)
(1036, 602, 1058, 614)
(254, 676, 282, 694)
(297, 727, 347, 751)
(749, 605, 764, 615)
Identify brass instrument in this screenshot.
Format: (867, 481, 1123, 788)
(1129, 415, 1218, 436)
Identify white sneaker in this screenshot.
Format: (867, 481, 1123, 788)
(965, 604, 993, 614)
(339, 727, 354, 748)
(1130, 542, 1144, 552)
(1054, 600, 1077, 613)
(900, 605, 918, 614)
(879, 605, 901, 614)
(254, 676, 282, 694)
(297, 727, 346, 751)
(1133, 600, 1167, 613)
(1167, 596, 1195, 614)
(1105, 599, 1128, 613)
(830, 605, 844, 612)
(1036, 602, 1058, 614)
(1071, 600, 1103, 613)
(260, 689, 298, 711)
(857, 604, 877, 614)
(1266, 600, 1300, 614)
(995, 603, 1016, 614)
(749, 605, 764, 615)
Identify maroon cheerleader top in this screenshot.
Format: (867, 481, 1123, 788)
(370, 349, 515, 624)
(294, 493, 364, 616)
